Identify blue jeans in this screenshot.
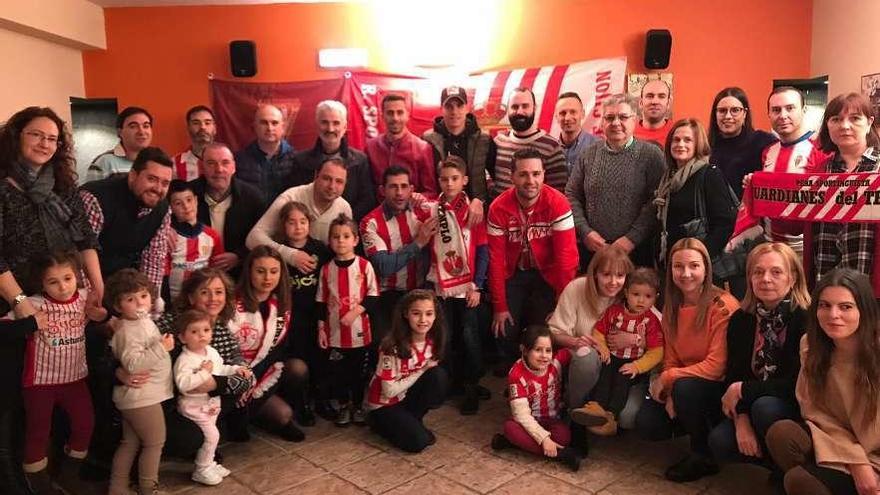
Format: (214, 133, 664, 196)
(708, 395, 799, 464)
(440, 297, 483, 384)
(635, 377, 723, 456)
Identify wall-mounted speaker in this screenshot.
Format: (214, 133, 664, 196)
(644, 29, 672, 69)
(230, 40, 257, 77)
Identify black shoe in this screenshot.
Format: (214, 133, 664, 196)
(557, 447, 581, 472)
(426, 429, 436, 446)
(569, 424, 590, 458)
(475, 384, 491, 400)
(491, 433, 512, 451)
(213, 450, 224, 465)
(296, 404, 316, 427)
(460, 386, 480, 415)
(314, 400, 336, 421)
(664, 454, 719, 483)
(25, 470, 62, 494)
(277, 421, 306, 442)
(78, 458, 110, 482)
(335, 404, 352, 427)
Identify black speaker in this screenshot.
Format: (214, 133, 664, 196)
(230, 40, 257, 77)
(644, 29, 672, 69)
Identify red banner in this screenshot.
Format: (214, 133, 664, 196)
(210, 57, 627, 152)
(750, 171, 880, 223)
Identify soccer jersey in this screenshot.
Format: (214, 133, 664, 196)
(172, 148, 201, 181)
(594, 303, 663, 360)
(507, 349, 570, 420)
(360, 204, 431, 291)
(317, 256, 379, 348)
(19, 290, 89, 387)
(166, 222, 224, 300)
(365, 339, 435, 410)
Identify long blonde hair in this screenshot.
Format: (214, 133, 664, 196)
(582, 246, 634, 316)
(662, 238, 725, 339)
(741, 242, 810, 314)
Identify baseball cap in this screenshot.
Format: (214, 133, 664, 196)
(441, 86, 467, 106)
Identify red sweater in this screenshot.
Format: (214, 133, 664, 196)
(365, 130, 437, 199)
(487, 186, 578, 313)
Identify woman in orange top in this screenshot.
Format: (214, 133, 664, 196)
(635, 237, 739, 482)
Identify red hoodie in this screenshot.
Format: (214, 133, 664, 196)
(487, 186, 578, 313)
(365, 130, 437, 199)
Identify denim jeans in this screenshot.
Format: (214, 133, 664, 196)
(708, 395, 799, 464)
(440, 297, 483, 384)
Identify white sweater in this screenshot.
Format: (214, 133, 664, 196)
(174, 345, 243, 399)
(547, 277, 612, 339)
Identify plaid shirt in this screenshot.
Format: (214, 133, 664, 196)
(79, 189, 171, 295)
(812, 147, 880, 280)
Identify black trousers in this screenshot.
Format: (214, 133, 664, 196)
(635, 377, 723, 457)
(367, 366, 448, 453)
(328, 347, 368, 405)
(591, 355, 645, 416)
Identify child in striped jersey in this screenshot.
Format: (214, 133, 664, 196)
(317, 215, 379, 427)
(14, 251, 107, 493)
(573, 267, 664, 436)
(492, 325, 582, 471)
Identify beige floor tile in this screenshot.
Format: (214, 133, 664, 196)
(231, 454, 327, 494)
(273, 473, 367, 495)
(403, 433, 477, 470)
(490, 471, 589, 495)
(423, 404, 467, 430)
(704, 463, 775, 495)
(177, 477, 256, 494)
(434, 450, 528, 493)
(216, 435, 287, 472)
(543, 455, 636, 492)
(384, 472, 478, 495)
(335, 451, 426, 494)
(596, 470, 702, 495)
(436, 409, 506, 449)
(293, 433, 383, 471)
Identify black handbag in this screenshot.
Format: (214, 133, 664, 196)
(691, 168, 754, 279)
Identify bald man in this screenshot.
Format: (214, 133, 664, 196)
(634, 79, 674, 147)
(234, 104, 296, 204)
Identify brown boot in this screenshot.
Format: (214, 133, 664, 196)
(587, 411, 618, 436)
(570, 401, 609, 427)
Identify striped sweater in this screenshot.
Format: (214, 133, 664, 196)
(492, 130, 568, 197)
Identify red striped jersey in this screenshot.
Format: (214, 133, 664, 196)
(172, 148, 202, 181)
(594, 303, 663, 360)
(360, 204, 431, 291)
(761, 132, 832, 246)
(365, 339, 434, 410)
(317, 256, 379, 348)
(21, 290, 89, 387)
(507, 349, 570, 420)
(166, 223, 224, 300)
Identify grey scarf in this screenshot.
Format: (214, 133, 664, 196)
(653, 157, 709, 260)
(12, 161, 85, 251)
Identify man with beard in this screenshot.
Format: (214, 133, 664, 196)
(365, 93, 437, 199)
(493, 87, 567, 196)
(190, 142, 265, 273)
(287, 100, 376, 221)
(488, 148, 577, 365)
(87, 106, 153, 182)
(634, 79, 674, 146)
(172, 105, 216, 181)
(566, 94, 665, 269)
(556, 92, 600, 170)
(234, 104, 295, 205)
(422, 86, 494, 203)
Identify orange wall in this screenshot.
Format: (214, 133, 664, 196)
(83, 0, 813, 154)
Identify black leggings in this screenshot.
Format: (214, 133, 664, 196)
(635, 377, 723, 457)
(367, 367, 448, 453)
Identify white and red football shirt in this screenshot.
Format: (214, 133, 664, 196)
(172, 148, 202, 181)
(166, 224, 224, 300)
(365, 339, 434, 410)
(507, 348, 571, 420)
(594, 303, 663, 360)
(317, 256, 379, 348)
(19, 290, 89, 387)
(360, 205, 431, 292)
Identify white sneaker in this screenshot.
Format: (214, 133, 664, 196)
(192, 466, 223, 486)
(212, 463, 231, 478)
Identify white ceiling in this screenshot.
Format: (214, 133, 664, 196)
(89, 0, 352, 7)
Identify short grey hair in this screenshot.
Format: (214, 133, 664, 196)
(316, 100, 347, 121)
(601, 93, 641, 118)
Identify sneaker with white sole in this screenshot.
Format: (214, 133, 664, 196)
(192, 466, 223, 486)
(212, 463, 231, 478)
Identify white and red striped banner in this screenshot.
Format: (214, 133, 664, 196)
(750, 171, 880, 223)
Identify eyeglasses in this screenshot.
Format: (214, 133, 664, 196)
(715, 107, 745, 116)
(602, 114, 634, 123)
(23, 130, 59, 146)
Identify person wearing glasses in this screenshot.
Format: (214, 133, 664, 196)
(566, 93, 665, 269)
(0, 106, 103, 493)
(708, 87, 777, 199)
(634, 79, 674, 147)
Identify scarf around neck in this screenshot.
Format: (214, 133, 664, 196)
(654, 157, 709, 261)
(752, 296, 792, 381)
(431, 193, 472, 297)
(10, 160, 85, 252)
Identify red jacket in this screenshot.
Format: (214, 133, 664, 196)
(487, 186, 578, 312)
(365, 130, 437, 199)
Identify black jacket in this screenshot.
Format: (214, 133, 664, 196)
(191, 177, 266, 261)
(724, 306, 806, 414)
(664, 164, 737, 260)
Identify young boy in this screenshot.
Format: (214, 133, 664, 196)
(165, 180, 225, 301)
(427, 155, 489, 414)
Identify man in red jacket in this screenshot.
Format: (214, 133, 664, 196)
(488, 147, 578, 361)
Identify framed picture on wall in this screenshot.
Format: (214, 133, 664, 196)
(861, 72, 880, 119)
(627, 73, 673, 98)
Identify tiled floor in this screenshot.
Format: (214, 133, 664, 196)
(71, 375, 777, 494)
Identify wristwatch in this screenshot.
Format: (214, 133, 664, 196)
(11, 293, 27, 307)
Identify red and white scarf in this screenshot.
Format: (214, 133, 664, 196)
(431, 193, 473, 297)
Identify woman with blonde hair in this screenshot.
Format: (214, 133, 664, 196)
(708, 242, 810, 467)
(635, 237, 739, 482)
